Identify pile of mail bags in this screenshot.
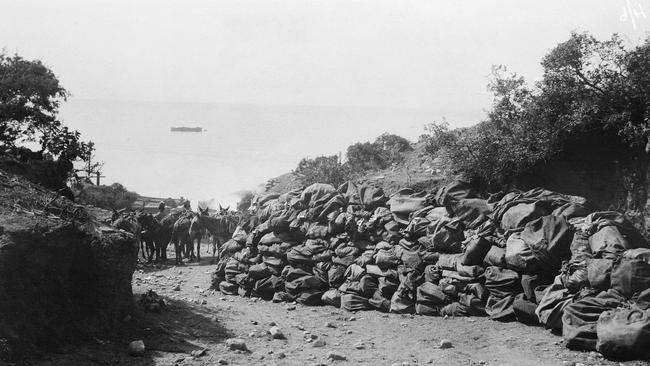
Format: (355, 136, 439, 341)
(211, 181, 650, 360)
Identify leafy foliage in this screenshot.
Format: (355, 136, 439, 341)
(422, 32, 650, 185)
(0, 52, 94, 163)
(346, 133, 412, 173)
(293, 133, 413, 186)
(74, 182, 139, 210)
(295, 155, 350, 186)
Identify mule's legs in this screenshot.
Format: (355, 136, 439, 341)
(174, 238, 183, 265)
(155, 235, 163, 263)
(186, 238, 195, 262)
(140, 239, 147, 260)
(195, 236, 201, 262)
(211, 237, 219, 264)
(146, 239, 154, 263)
(160, 235, 168, 262)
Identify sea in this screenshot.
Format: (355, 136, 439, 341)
(59, 99, 481, 208)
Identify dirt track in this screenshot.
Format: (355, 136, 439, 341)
(28, 254, 649, 366)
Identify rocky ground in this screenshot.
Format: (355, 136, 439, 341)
(26, 250, 649, 366)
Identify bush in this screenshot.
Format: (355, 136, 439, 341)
(346, 133, 412, 173)
(295, 155, 349, 187)
(74, 182, 139, 210)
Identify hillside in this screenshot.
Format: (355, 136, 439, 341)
(262, 142, 445, 197)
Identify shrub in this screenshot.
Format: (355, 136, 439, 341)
(74, 182, 139, 210)
(295, 155, 349, 186)
(346, 133, 412, 173)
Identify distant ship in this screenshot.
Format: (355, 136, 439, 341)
(170, 126, 203, 132)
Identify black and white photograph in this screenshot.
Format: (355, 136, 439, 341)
(2, 1, 650, 365)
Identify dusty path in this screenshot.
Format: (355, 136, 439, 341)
(29, 255, 648, 366)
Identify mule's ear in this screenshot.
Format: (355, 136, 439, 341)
(219, 204, 223, 211)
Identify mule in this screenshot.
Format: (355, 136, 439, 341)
(158, 207, 193, 264)
(168, 211, 194, 265)
(192, 207, 238, 263)
(137, 213, 164, 263)
(187, 206, 210, 262)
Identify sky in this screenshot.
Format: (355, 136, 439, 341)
(1, 0, 649, 206)
(2, 0, 649, 109)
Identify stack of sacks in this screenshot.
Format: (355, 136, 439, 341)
(554, 212, 650, 355)
(207, 180, 650, 361)
(481, 189, 591, 323)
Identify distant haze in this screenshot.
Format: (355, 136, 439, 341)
(2, 0, 649, 206)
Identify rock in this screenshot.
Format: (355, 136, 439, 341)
(251, 320, 258, 325)
(349, 316, 356, 321)
(191, 349, 207, 357)
(325, 322, 336, 328)
(327, 351, 346, 361)
(354, 342, 365, 349)
(269, 321, 277, 326)
(297, 324, 305, 330)
(210, 315, 218, 322)
(173, 285, 181, 291)
(277, 352, 286, 359)
(346, 330, 353, 334)
(201, 299, 207, 305)
(225, 338, 247, 351)
(269, 326, 285, 339)
(217, 359, 228, 365)
(312, 339, 326, 347)
(122, 315, 132, 322)
(439, 339, 453, 349)
(287, 305, 296, 311)
(128, 340, 145, 356)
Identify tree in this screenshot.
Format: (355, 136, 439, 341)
(295, 155, 349, 186)
(422, 32, 650, 186)
(0, 52, 94, 164)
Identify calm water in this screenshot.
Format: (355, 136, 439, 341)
(59, 99, 479, 207)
